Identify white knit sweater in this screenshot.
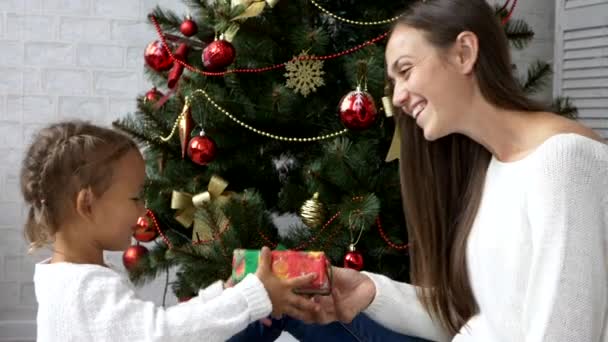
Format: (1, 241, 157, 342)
(363, 133, 608, 342)
(34, 260, 272, 342)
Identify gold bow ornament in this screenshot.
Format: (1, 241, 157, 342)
(224, 0, 280, 41)
(171, 175, 232, 241)
(232, 0, 279, 19)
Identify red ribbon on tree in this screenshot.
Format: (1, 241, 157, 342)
(168, 43, 189, 89)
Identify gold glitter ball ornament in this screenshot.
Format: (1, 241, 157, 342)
(300, 192, 325, 228)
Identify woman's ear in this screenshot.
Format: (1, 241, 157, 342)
(450, 31, 479, 75)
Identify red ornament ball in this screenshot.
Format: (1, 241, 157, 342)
(338, 89, 378, 130)
(144, 87, 163, 103)
(202, 40, 236, 71)
(180, 17, 198, 37)
(132, 213, 159, 242)
(144, 40, 173, 72)
(343, 248, 364, 271)
(123, 245, 149, 271)
(187, 133, 217, 165)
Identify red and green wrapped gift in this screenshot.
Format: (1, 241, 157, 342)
(231, 249, 332, 295)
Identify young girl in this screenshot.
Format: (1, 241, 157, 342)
(21, 120, 318, 342)
(311, 0, 608, 341)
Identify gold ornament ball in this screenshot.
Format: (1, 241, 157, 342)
(300, 192, 325, 228)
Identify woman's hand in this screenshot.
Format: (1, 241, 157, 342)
(308, 266, 377, 324)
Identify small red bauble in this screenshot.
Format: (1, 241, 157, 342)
(187, 132, 217, 165)
(343, 245, 364, 271)
(132, 212, 159, 243)
(144, 87, 163, 103)
(202, 39, 236, 71)
(338, 88, 378, 130)
(123, 244, 149, 271)
(144, 40, 173, 72)
(180, 17, 198, 37)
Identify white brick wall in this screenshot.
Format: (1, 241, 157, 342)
(0, 0, 555, 341)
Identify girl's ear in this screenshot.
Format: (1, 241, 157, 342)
(75, 187, 95, 220)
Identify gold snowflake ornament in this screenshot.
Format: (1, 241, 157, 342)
(284, 51, 325, 97)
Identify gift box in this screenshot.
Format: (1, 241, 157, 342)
(231, 249, 332, 295)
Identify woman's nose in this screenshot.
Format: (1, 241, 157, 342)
(392, 83, 409, 108)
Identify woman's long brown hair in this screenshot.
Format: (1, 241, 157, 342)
(394, 0, 545, 334)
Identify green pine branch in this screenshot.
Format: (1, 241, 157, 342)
(337, 194, 381, 231)
(143, 68, 169, 88)
(137, 99, 174, 133)
(172, 270, 197, 299)
(149, 6, 183, 33)
(128, 242, 175, 285)
(289, 27, 331, 55)
(504, 19, 534, 50)
(112, 119, 153, 143)
(148, 5, 216, 44)
(211, 0, 242, 34)
(182, 0, 210, 10)
(521, 61, 552, 95)
(551, 96, 579, 119)
(112, 118, 180, 158)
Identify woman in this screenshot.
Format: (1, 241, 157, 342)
(307, 0, 608, 341)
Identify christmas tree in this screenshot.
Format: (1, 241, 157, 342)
(114, 0, 576, 302)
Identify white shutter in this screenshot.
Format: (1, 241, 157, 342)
(553, 0, 608, 138)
